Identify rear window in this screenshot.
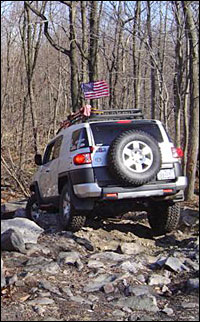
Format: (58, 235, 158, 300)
(90, 122, 163, 145)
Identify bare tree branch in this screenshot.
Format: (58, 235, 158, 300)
(25, 1, 70, 56)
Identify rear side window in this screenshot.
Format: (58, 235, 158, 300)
(90, 122, 163, 145)
(70, 128, 89, 151)
(43, 136, 63, 164)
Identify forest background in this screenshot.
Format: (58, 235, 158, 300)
(1, 1, 199, 201)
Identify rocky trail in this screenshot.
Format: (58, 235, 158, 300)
(1, 199, 199, 321)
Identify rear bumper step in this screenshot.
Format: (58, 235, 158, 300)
(73, 176, 187, 199)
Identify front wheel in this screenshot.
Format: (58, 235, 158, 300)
(148, 202, 181, 236)
(26, 194, 40, 221)
(59, 184, 86, 232)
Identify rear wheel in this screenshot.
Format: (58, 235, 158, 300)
(148, 202, 180, 236)
(59, 184, 86, 232)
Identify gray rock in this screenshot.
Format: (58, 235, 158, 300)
(150, 256, 167, 269)
(40, 318, 64, 321)
(162, 307, 174, 316)
(13, 208, 27, 218)
(164, 256, 190, 272)
(184, 258, 199, 271)
(25, 256, 52, 267)
(87, 259, 105, 269)
(1, 200, 27, 213)
(33, 306, 46, 315)
(148, 273, 171, 286)
(58, 251, 80, 265)
(181, 302, 199, 308)
(1, 228, 26, 253)
(119, 261, 144, 273)
(83, 273, 117, 292)
(27, 297, 55, 305)
(129, 285, 152, 297)
(186, 278, 199, 291)
(1, 258, 6, 288)
(41, 262, 60, 274)
(74, 236, 94, 251)
(58, 251, 83, 271)
(1, 218, 44, 244)
(70, 295, 92, 305)
(128, 315, 155, 321)
(90, 251, 131, 263)
(103, 282, 115, 294)
(23, 256, 60, 274)
(1, 204, 6, 213)
(114, 294, 159, 312)
(181, 208, 199, 227)
(120, 242, 144, 255)
(25, 243, 51, 255)
(60, 286, 73, 297)
(6, 273, 18, 286)
(182, 214, 199, 227)
(137, 274, 146, 283)
(112, 309, 126, 317)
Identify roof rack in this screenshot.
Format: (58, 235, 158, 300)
(57, 106, 144, 134)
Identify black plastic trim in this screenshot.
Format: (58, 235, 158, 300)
(68, 168, 95, 185)
(102, 182, 178, 194)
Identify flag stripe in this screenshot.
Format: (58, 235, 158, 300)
(81, 80, 109, 100)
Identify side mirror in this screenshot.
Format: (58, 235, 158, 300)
(34, 154, 43, 166)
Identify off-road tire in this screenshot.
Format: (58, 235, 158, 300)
(59, 184, 86, 232)
(108, 130, 161, 185)
(26, 194, 39, 221)
(148, 202, 181, 236)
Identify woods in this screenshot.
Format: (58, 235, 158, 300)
(1, 1, 199, 200)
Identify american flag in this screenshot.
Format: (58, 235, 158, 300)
(81, 80, 109, 99)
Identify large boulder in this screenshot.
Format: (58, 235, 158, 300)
(1, 218, 44, 244)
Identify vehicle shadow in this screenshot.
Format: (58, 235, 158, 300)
(85, 214, 154, 240)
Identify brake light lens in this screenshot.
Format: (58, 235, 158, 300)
(73, 153, 92, 165)
(171, 147, 184, 158)
(117, 120, 132, 123)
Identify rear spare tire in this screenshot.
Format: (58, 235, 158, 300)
(108, 130, 161, 185)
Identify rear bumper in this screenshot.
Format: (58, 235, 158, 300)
(73, 176, 188, 200)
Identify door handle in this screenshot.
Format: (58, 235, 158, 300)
(45, 169, 51, 172)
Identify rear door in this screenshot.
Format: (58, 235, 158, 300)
(38, 136, 63, 198)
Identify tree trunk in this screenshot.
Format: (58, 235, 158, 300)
(89, 1, 99, 108)
(69, 2, 79, 112)
(182, 1, 199, 200)
(147, 2, 156, 119)
(132, 1, 141, 109)
(173, 2, 183, 147)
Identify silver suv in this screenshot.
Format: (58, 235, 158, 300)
(26, 109, 187, 235)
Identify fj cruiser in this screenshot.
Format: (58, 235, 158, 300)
(26, 108, 187, 236)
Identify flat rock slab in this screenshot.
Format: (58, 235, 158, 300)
(83, 273, 117, 292)
(114, 294, 159, 312)
(1, 200, 27, 214)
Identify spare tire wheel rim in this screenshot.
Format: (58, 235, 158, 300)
(63, 191, 71, 221)
(122, 140, 153, 173)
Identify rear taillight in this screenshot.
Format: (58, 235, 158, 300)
(171, 147, 184, 158)
(73, 153, 92, 165)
